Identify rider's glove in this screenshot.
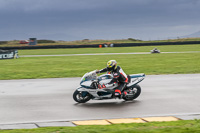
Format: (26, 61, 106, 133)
(96, 70, 100, 74)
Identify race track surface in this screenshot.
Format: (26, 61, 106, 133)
(0, 74, 200, 124)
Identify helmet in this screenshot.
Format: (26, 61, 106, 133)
(107, 60, 117, 72)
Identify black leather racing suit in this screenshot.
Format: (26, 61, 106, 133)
(99, 66, 128, 95)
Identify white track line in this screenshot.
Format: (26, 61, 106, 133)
(20, 51, 200, 57)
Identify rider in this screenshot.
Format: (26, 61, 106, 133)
(96, 60, 129, 97)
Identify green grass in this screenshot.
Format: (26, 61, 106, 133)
(0, 53, 199, 80)
(0, 119, 200, 133)
(18, 44, 200, 55)
(1, 45, 200, 80)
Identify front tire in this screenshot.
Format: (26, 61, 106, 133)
(73, 90, 91, 103)
(123, 84, 141, 101)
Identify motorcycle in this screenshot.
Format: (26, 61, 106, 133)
(73, 70, 145, 103)
(151, 48, 160, 53)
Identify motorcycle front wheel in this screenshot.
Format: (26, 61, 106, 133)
(73, 90, 91, 103)
(123, 84, 141, 101)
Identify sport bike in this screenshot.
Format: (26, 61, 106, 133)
(73, 70, 145, 103)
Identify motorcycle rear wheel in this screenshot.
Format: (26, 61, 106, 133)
(123, 84, 141, 101)
(73, 90, 91, 103)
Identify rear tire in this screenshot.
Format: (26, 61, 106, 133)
(73, 90, 91, 103)
(123, 84, 141, 101)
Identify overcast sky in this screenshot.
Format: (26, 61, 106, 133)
(0, 0, 200, 41)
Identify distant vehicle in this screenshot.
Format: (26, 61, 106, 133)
(151, 48, 160, 53)
(19, 40, 29, 44)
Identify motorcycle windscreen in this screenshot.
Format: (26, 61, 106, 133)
(80, 71, 97, 83)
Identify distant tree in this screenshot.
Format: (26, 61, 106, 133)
(82, 39, 90, 42)
(128, 38, 141, 41)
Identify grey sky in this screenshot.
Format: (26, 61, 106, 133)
(0, 0, 200, 41)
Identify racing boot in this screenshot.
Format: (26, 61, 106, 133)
(114, 89, 122, 98)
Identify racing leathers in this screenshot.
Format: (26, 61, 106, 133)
(97, 66, 128, 97)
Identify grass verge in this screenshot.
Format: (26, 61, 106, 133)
(0, 119, 200, 133)
(0, 53, 199, 80)
(18, 44, 200, 55)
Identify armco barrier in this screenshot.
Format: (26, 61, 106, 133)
(1, 41, 200, 50)
(113, 41, 200, 47)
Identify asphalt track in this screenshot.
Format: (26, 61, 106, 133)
(0, 74, 200, 125)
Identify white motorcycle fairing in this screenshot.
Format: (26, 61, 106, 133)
(78, 71, 118, 99)
(73, 70, 145, 103)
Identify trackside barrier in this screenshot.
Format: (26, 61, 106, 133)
(0, 50, 19, 59)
